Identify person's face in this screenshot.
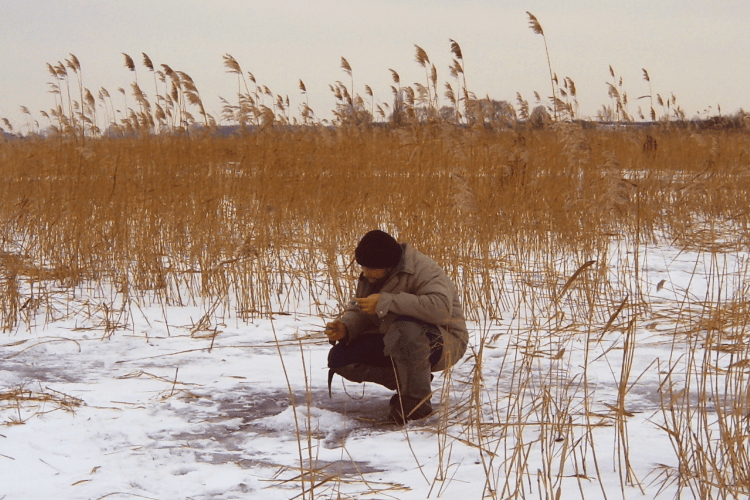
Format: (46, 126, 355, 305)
(361, 267, 389, 283)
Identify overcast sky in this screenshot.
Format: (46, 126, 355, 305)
(1, 0, 748, 129)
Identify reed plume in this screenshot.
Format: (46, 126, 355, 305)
(526, 12, 557, 121)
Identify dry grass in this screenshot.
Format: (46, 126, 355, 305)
(2, 38, 750, 499)
(1, 386, 83, 425)
(3, 122, 747, 320)
(3, 120, 750, 499)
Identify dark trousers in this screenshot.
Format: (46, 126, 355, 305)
(327, 315, 444, 411)
(328, 316, 443, 371)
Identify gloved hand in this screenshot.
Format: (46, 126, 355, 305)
(324, 320, 347, 344)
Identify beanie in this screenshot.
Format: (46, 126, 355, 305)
(355, 230, 403, 269)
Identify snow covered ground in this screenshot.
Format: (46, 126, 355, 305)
(1, 239, 746, 499)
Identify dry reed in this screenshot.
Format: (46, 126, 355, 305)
(2, 35, 750, 500)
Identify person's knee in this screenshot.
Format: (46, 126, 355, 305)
(386, 319, 430, 360)
(391, 318, 427, 340)
(327, 344, 346, 370)
(328, 333, 391, 369)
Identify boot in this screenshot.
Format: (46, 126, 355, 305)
(389, 393, 433, 425)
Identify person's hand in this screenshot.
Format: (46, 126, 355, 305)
(325, 320, 346, 342)
(355, 294, 381, 315)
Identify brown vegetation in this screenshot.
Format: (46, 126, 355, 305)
(2, 17, 750, 499)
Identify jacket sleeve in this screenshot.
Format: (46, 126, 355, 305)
(339, 277, 380, 343)
(376, 265, 453, 325)
(340, 299, 379, 343)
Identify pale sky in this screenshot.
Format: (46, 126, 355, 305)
(1, 0, 748, 130)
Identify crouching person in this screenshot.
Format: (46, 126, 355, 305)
(326, 230, 469, 425)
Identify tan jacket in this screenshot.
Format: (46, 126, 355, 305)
(341, 243, 469, 371)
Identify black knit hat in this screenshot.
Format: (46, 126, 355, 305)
(355, 230, 402, 269)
